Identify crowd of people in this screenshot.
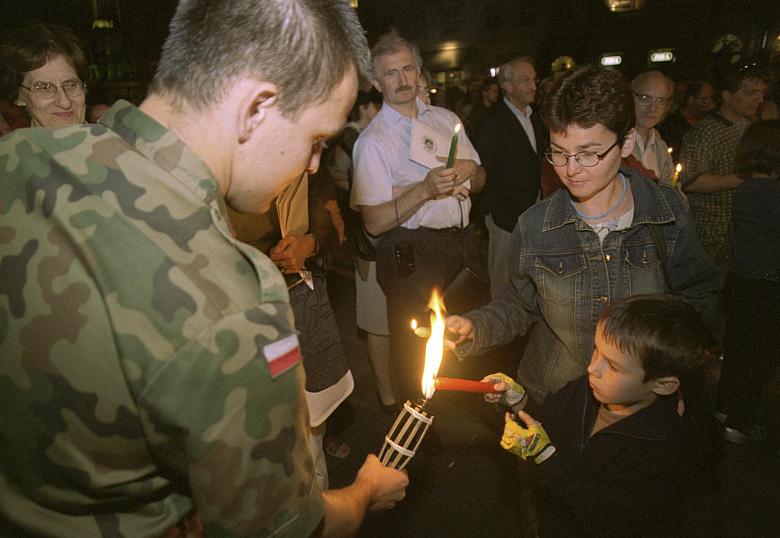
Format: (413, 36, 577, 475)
(0, 1, 777, 536)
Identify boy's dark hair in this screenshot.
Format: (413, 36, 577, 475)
(150, 0, 371, 119)
(714, 63, 770, 96)
(598, 294, 712, 384)
(735, 119, 780, 177)
(0, 22, 88, 103)
(543, 66, 635, 142)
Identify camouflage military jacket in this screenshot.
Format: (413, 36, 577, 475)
(0, 101, 324, 537)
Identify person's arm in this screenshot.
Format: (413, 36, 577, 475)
(317, 455, 409, 537)
(448, 221, 538, 355)
(662, 190, 721, 326)
(683, 172, 742, 193)
(359, 162, 475, 236)
(679, 126, 741, 193)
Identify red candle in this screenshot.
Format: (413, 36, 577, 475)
(434, 377, 498, 394)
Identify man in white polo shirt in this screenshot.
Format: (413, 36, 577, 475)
(351, 29, 485, 403)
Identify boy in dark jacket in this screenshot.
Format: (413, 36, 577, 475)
(484, 294, 719, 536)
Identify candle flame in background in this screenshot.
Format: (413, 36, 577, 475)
(410, 319, 418, 330)
(454, 123, 461, 135)
(667, 147, 673, 154)
(672, 163, 682, 187)
(421, 289, 447, 399)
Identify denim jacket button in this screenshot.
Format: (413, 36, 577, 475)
(597, 296, 608, 304)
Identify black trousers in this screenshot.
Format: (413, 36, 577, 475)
(717, 274, 780, 429)
(376, 226, 472, 403)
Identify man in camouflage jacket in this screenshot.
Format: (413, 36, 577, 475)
(0, 1, 408, 536)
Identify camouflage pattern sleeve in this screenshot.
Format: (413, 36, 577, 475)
(0, 101, 324, 537)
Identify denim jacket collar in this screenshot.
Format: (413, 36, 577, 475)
(542, 168, 676, 232)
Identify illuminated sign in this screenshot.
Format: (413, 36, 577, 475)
(600, 55, 623, 66)
(650, 50, 675, 63)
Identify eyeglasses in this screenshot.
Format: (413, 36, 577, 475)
(633, 91, 671, 108)
(545, 139, 620, 168)
(19, 80, 86, 100)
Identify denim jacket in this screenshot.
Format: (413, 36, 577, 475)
(462, 171, 720, 403)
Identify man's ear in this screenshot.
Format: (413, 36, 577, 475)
(650, 375, 680, 396)
(238, 83, 278, 143)
(620, 128, 636, 157)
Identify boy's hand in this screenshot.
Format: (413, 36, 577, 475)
(481, 372, 528, 409)
(501, 411, 556, 464)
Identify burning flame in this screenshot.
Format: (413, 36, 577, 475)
(410, 319, 418, 331)
(675, 163, 682, 174)
(421, 289, 446, 399)
(454, 123, 461, 135)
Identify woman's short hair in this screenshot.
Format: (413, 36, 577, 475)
(149, 0, 371, 119)
(735, 119, 780, 177)
(543, 66, 635, 142)
(0, 22, 87, 103)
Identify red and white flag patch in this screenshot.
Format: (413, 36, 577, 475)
(263, 333, 302, 378)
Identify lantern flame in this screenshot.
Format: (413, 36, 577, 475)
(421, 289, 446, 399)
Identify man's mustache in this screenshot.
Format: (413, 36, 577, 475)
(396, 85, 413, 92)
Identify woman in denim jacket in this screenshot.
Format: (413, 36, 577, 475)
(447, 67, 720, 403)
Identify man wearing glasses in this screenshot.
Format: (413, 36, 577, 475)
(630, 71, 676, 185)
(475, 57, 547, 295)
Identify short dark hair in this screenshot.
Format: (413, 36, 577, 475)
(683, 80, 713, 103)
(349, 88, 382, 122)
(0, 22, 87, 103)
(715, 63, 770, 95)
(149, 0, 371, 118)
(480, 78, 499, 95)
(543, 66, 635, 142)
(598, 294, 712, 385)
(735, 119, 780, 177)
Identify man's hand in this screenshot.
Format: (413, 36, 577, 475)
(481, 372, 527, 409)
(501, 411, 556, 464)
(270, 234, 316, 273)
(324, 199, 346, 245)
(445, 315, 474, 345)
(355, 455, 409, 511)
(422, 166, 459, 200)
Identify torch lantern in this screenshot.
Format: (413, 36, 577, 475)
(379, 399, 434, 470)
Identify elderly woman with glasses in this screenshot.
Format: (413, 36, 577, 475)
(1, 23, 88, 127)
(446, 66, 721, 406)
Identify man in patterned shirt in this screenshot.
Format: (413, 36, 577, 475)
(0, 1, 407, 536)
(679, 64, 768, 273)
